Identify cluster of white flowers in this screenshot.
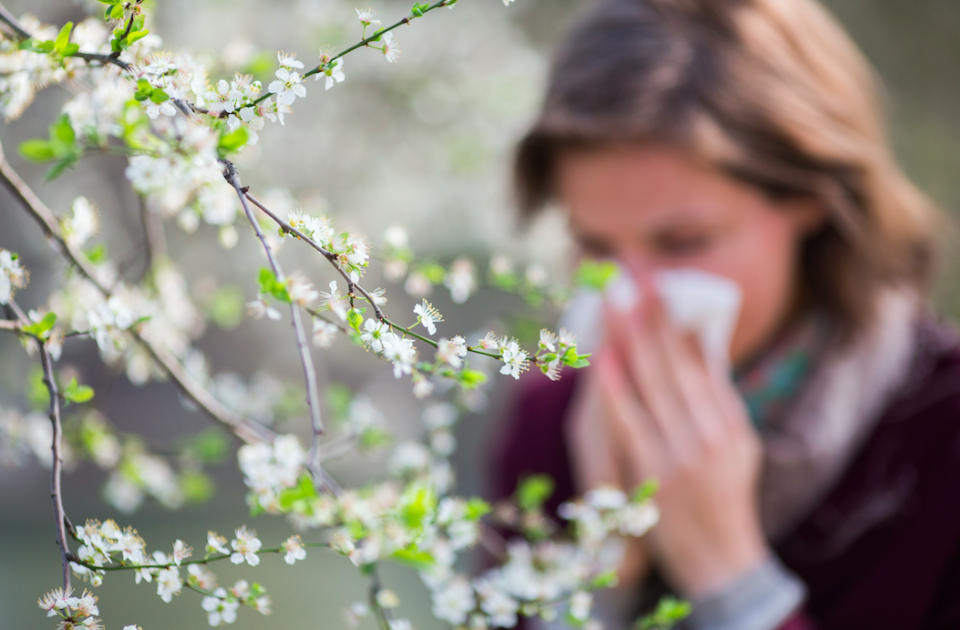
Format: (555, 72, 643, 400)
(61, 519, 281, 626)
(237, 434, 305, 512)
(558, 486, 661, 547)
(0, 249, 27, 305)
(37, 587, 100, 629)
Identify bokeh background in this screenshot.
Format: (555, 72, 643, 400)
(1, 0, 959, 628)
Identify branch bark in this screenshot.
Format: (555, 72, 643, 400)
(222, 160, 331, 489)
(40, 340, 72, 590)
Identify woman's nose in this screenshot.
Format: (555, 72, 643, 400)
(618, 253, 656, 285)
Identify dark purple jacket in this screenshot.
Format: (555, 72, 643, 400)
(489, 317, 960, 630)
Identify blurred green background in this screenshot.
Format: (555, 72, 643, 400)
(1, 0, 959, 628)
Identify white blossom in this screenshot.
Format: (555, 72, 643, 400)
(202, 588, 239, 626)
(157, 566, 182, 603)
(414, 299, 442, 335)
(381, 32, 402, 63)
(499, 340, 528, 379)
(431, 578, 476, 625)
(382, 331, 416, 378)
(361, 318, 389, 352)
(321, 58, 346, 90)
(320, 281, 348, 320)
(0, 249, 27, 305)
(268, 66, 306, 106)
(356, 8, 381, 26)
(230, 526, 262, 566)
(312, 318, 339, 348)
(282, 535, 307, 564)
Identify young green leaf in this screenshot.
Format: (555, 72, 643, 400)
(63, 378, 95, 405)
(517, 474, 554, 511)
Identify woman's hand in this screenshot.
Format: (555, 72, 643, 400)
(593, 284, 767, 598)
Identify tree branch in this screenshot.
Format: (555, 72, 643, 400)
(0, 138, 274, 446)
(40, 340, 71, 590)
(0, 2, 28, 40)
(222, 160, 331, 490)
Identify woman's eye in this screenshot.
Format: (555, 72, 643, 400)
(657, 234, 714, 257)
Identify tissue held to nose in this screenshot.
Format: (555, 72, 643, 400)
(561, 267, 743, 366)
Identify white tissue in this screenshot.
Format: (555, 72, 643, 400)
(558, 267, 742, 365)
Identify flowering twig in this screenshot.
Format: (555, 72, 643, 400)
(69, 542, 330, 573)
(0, 2, 132, 71)
(244, 189, 536, 371)
(222, 160, 329, 489)
(239, 0, 455, 114)
(0, 138, 275, 446)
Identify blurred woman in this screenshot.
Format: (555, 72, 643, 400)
(491, 0, 960, 628)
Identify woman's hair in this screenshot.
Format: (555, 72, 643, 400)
(515, 0, 940, 338)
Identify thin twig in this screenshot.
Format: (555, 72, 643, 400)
(69, 542, 330, 572)
(241, 0, 455, 113)
(0, 2, 131, 71)
(244, 192, 524, 367)
(0, 2, 29, 40)
(222, 160, 330, 490)
(40, 343, 71, 590)
(0, 138, 274, 446)
(368, 565, 394, 630)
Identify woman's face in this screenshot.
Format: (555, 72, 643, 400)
(556, 144, 824, 365)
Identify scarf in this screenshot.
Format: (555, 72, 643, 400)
(754, 290, 924, 542)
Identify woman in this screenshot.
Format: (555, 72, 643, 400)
(490, 0, 960, 629)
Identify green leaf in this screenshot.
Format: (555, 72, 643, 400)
(456, 369, 487, 390)
(398, 483, 437, 531)
(205, 285, 245, 330)
(346, 308, 364, 333)
(110, 4, 125, 19)
(181, 428, 230, 464)
(19, 38, 54, 53)
(84, 244, 108, 264)
(279, 474, 319, 511)
(636, 596, 691, 630)
(517, 474, 554, 511)
(465, 498, 492, 521)
(180, 470, 215, 503)
(125, 29, 150, 46)
(591, 571, 619, 589)
(358, 427, 392, 451)
(50, 114, 76, 148)
(420, 262, 446, 284)
(632, 479, 659, 504)
(134, 79, 153, 102)
(18, 139, 55, 162)
(257, 268, 290, 303)
(390, 546, 435, 570)
(46, 156, 79, 181)
(22, 312, 57, 339)
(54, 23, 73, 53)
(218, 126, 249, 155)
(148, 88, 170, 104)
(63, 377, 95, 404)
(61, 43, 80, 57)
(568, 357, 591, 369)
(575, 259, 620, 291)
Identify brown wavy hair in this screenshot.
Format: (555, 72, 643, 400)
(515, 0, 940, 338)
